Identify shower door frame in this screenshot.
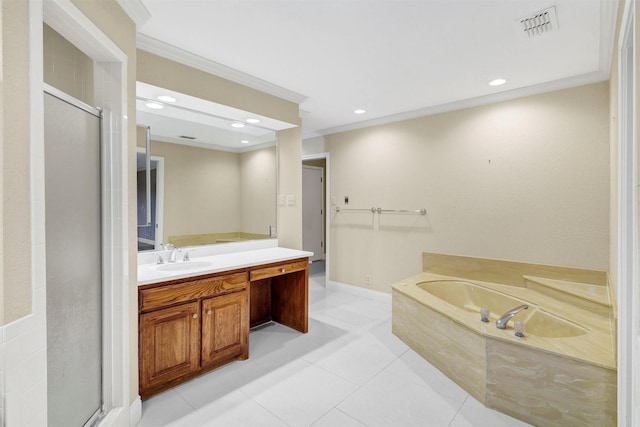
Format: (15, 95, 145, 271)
(44, 85, 105, 427)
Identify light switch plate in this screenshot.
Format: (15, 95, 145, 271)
(277, 194, 286, 206)
(286, 195, 296, 206)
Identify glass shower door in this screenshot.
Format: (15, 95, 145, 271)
(44, 89, 103, 427)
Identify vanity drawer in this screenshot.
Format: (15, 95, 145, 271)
(140, 272, 248, 312)
(250, 259, 308, 282)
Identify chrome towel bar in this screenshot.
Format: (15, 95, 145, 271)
(335, 206, 427, 215)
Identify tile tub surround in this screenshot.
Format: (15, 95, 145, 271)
(391, 270, 616, 427)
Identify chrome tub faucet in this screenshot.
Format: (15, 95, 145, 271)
(496, 304, 528, 329)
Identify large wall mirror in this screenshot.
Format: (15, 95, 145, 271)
(136, 82, 292, 252)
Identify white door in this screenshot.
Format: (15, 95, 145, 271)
(303, 166, 324, 261)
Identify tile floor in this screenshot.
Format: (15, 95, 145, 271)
(139, 262, 531, 427)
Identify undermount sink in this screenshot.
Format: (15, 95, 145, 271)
(155, 261, 213, 272)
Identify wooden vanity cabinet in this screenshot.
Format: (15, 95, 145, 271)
(201, 291, 248, 368)
(139, 256, 309, 399)
(139, 301, 200, 393)
(138, 272, 249, 398)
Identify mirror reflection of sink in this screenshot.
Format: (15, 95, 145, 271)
(155, 261, 213, 272)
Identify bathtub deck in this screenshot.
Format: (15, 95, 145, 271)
(392, 258, 616, 427)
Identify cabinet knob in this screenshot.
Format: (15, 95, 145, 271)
(207, 309, 212, 315)
(192, 313, 198, 319)
(281, 268, 285, 273)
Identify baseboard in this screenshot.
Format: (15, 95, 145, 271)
(327, 280, 391, 303)
(130, 395, 142, 426)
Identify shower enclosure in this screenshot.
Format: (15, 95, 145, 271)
(44, 87, 104, 427)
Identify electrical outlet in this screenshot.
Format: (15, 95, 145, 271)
(365, 274, 372, 286)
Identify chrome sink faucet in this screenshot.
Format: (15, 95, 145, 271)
(496, 305, 528, 329)
(168, 246, 180, 263)
(160, 243, 180, 263)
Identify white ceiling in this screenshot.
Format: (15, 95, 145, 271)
(137, 0, 617, 139)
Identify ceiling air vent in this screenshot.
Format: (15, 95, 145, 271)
(517, 6, 559, 38)
(178, 135, 196, 140)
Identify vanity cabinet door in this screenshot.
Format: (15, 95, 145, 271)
(139, 301, 200, 393)
(201, 291, 249, 368)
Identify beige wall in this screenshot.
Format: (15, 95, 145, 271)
(326, 82, 610, 293)
(1, 0, 33, 323)
(240, 146, 277, 235)
(277, 123, 304, 249)
(43, 23, 94, 106)
(144, 136, 242, 238)
(136, 129, 277, 240)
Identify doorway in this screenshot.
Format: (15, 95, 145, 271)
(136, 150, 165, 251)
(44, 88, 104, 426)
(302, 165, 324, 262)
(302, 153, 330, 281)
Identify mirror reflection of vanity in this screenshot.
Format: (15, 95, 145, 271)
(136, 82, 294, 252)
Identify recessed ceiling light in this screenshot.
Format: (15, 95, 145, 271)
(145, 102, 163, 109)
(241, 140, 250, 144)
(489, 78, 507, 86)
(157, 95, 176, 103)
(246, 118, 261, 124)
(354, 109, 366, 114)
(231, 122, 245, 128)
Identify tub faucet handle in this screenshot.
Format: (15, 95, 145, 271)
(480, 307, 490, 323)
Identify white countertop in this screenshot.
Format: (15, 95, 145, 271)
(138, 247, 313, 286)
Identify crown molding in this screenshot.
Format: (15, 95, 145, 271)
(116, 0, 151, 27)
(312, 71, 609, 138)
(137, 34, 307, 105)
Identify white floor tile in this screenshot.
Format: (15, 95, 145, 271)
(308, 310, 369, 333)
(361, 318, 409, 356)
(450, 395, 533, 427)
(139, 389, 196, 427)
(311, 304, 383, 330)
(173, 358, 265, 409)
(241, 359, 359, 426)
(345, 298, 391, 319)
(195, 390, 289, 427)
(321, 290, 362, 308)
(304, 332, 399, 385)
(337, 369, 464, 427)
(383, 349, 468, 403)
(311, 408, 367, 427)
